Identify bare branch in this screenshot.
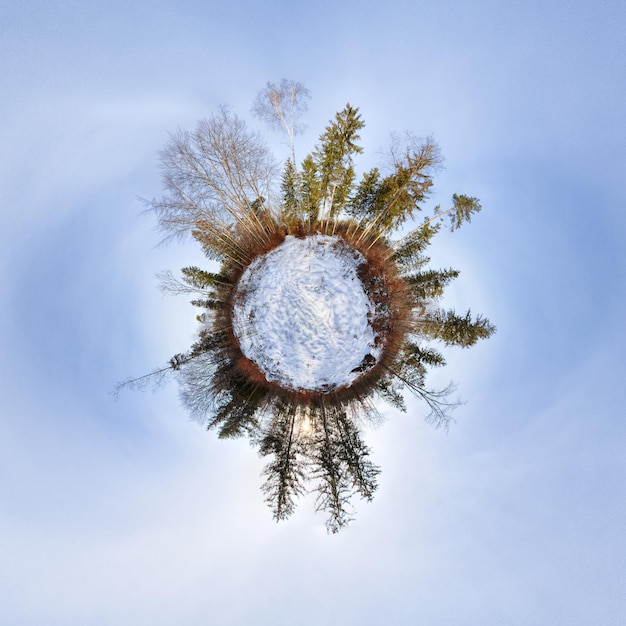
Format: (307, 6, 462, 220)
(252, 79, 311, 166)
(149, 106, 279, 257)
(112, 365, 175, 399)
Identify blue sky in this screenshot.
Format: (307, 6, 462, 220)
(1, 1, 625, 623)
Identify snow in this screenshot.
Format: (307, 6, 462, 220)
(232, 235, 381, 391)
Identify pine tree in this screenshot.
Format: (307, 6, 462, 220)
(390, 222, 438, 268)
(348, 137, 441, 235)
(374, 377, 407, 412)
(329, 406, 380, 501)
(205, 377, 268, 439)
(313, 104, 364, 220)
(259, 403, 308, 521)
(280, 158, 300, 221)
(419, 309, 495, 348)
(405, 268, 460, 300)
(447, 194, 482, 231)
(310, 403, 355, 533)
(300, 154, 320, 223)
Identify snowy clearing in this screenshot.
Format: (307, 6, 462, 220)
(232, 235, 381, 391)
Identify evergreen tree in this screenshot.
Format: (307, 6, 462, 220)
(374, 377, 407, 412)
(313, 104, 364, 220)
(299, 154, 321, 223)
(309, 402, 355, 533)
(420, 309, 495, 348)
(405, 268, 460, 300)
(390, 222, 438, 271)
(280, 158, 300, 221)
(447, 194, 482, 231)
(211, 385, 267, 439)
(329, 406, 380, 501)
(348, 137, 441, 235)
(259, 403, 308, 521)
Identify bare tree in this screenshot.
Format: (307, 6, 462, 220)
(252, 79, 311, 167)
(149, 105, 278, 263)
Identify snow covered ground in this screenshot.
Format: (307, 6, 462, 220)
(232, 235, 381, 391)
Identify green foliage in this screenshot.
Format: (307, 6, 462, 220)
(391, 343, 446, 392)
(347, 167, 382, 222)
(290, 104, 364, 223)
(280, 158, 299, 220)
(390, 222, 438, 270)
(405, 268, 460, 300)
(278, 102, 479, 245)
(299, 154, 320, 223)
(190, 228, 230, 262)
(168, 353, 190, 370)
(177, 266, 227, 310)
(330, 408, 380, 501)
(216, 407, 258, 438)
(314, 104, 364, 218)
(181, 266, 226, 290)
(310, 406, 355, 533)
(189, 329, 228, 357)
(403, 343, 446, 374)
(448, 194, 481, 231)
(421, 309, 496, 347)
(190, 298, 222, 309)
(306, 403, 381, 532)
(259, 404, 307, 521)
(374, 377, 407, 412)
(208, 381, 267, 439)
(347, 138, 440, 233)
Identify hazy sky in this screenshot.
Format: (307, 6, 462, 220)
(1, 1, 625, 624)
